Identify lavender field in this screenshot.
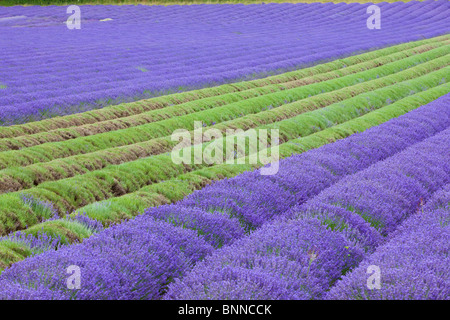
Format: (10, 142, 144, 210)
(0, 0, 449, 302)
(1, 1, 449, 124)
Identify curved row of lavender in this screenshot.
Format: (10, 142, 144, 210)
(1, 1, 449, 125)
(0, 94, 448, 299)
(164, 126, 449, 300)
(326, 184, 449, 300)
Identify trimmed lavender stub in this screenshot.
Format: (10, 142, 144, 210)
(164, 127, 449, 300)
(325, 185, 450, 300)
(1, 1, 449, 124)
(1, 95, 449, 299)
(0, 218, 213, 300)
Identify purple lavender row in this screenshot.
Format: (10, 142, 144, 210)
(0, 95, 448, 299)
(2, 1, 449, 124)
(0, 219, 213, 299)
(164, 126, 450, 300)
(325, 184, 450, 300)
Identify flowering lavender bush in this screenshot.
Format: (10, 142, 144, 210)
(325, 185, 450, 300)
(1, 1, 449, 124)
(163, 217, 365, 300)
(165, 127, 449, 299)
(0, 219, 213, 299)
